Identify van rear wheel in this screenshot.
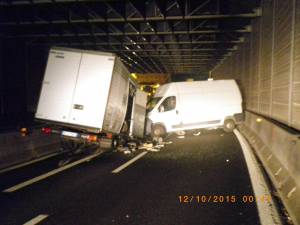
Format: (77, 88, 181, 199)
(223, 119, 235, 133)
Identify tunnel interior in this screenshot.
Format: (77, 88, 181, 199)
(0, 1, 300, 225)
(0, 0, 261, 128)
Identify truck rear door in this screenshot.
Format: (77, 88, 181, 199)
(68, 53, 115, 128)
(35, 50, 81, 123)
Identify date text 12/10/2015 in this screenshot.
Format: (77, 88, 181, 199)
(178, 195, 271, 204)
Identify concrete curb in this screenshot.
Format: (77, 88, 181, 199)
(0, 129, 60, 170)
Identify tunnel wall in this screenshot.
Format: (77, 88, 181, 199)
(0, 38, 4, 115)
(239, 111, 300, 225)
(211, 0, 300, 131)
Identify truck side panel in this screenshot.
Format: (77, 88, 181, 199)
(35, 50, 81, 123)
(131, 89, 147, 138)
(102, 58, 129, 133)
(68, 53, 115, 129)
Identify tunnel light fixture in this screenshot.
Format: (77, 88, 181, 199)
(132, 51, 137, 55)
(124, 46, 130, 50)
(130, 73, 137, 79)
(256, 118, 262, 123)
(153, 84, 160, 88)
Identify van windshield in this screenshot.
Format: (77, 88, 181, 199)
(146, 97, 162, 112)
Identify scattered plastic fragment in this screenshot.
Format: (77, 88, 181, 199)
(176, 130, 186, 136)
(124, 150, 131, 154)
(146, 148, 160, 152)
(193, 131, 201, 136)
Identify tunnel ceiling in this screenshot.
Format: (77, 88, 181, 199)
(0, 0, 260, 74)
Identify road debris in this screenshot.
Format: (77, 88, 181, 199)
(193, 131, 201, 136)
(176, 130, 186, 136)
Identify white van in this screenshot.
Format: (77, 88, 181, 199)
(146, 80, 243, 137)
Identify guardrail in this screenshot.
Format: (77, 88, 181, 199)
(0, 129, 60, 170)
(239, 111, 300, 225)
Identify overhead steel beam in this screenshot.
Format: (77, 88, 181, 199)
(139, 55, 223, 58)
(129, 48, 232, 52)
(31, 40, 241, 46)
(160, 59, 220, 61)
(104, 48, 235, 52)
(0, 13, 259, 26)
(7, 29, 249, 38)
(171, 65, 208, 67)
(162, 63, 208, 65)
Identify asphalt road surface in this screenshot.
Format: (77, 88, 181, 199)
(0, 130, 260, 225)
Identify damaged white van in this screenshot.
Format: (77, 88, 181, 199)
(146, 80, 243, 137)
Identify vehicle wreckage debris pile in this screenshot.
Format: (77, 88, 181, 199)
(117, 140, 173, 154)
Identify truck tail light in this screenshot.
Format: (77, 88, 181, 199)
(20, 127, 29, 136)
(106, 133, 113, 139)
(42, 127, 52, 134)
(87, 135, 98, 142)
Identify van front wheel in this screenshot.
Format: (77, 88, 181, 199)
(151, 124, 166, 138)
(223, 119, 235, 133)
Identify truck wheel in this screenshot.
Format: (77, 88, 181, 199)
(151, 124, 166, 138)
(111, 136, 119, 150)
(223, 119, 235, 132)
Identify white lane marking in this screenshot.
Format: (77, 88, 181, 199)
(23, 214, 48, 225)
(287, 187, 296, 199)
(275, 167, 282, 176)
(3, 152, 102, 193)
(112, 151, 148, 174)
(0, 151, 63, 175)
(234, 129, 282, 225)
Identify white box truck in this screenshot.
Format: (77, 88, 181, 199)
(35, 47, 147, 151)
(146, 80, 243, 137)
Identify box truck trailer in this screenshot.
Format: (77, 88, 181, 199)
(146, 80, 243, 137)
(35, 47, 147, 151)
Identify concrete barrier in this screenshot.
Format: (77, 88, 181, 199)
(239, 111, 300, 225)
(0, 129, 60, 170)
